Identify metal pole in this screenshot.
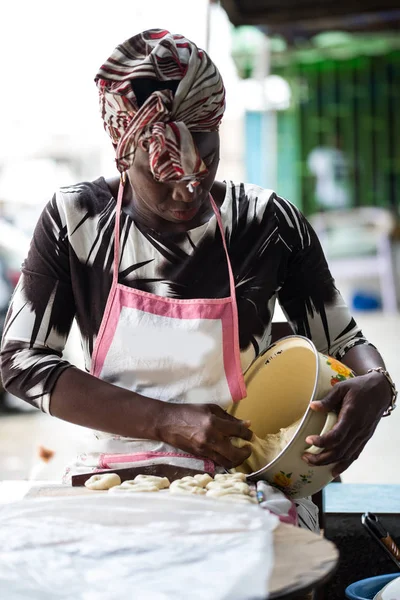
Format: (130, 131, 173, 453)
(205, 0, 213, 53)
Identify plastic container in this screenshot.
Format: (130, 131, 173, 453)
(345, 574, 400, 600)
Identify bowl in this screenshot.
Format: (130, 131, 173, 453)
(345, 574, 400, 600)
(373, 576, 400, 600)
(230, 335, 355, 499)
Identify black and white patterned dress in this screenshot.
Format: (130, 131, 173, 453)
(1, 177, 372, 414)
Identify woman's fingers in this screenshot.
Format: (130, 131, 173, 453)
(303, 421, 354, 466)
(213, 415, 253, 442)
(210, 439, 252, 468)
(303, 433, 367, 468)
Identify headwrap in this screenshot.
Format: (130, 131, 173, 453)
(95, 29, 226, 186)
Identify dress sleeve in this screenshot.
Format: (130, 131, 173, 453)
(0, 192, 75, 413)
(274, 195, 374, 358)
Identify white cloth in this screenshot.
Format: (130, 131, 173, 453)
(0, 494, 278, 600)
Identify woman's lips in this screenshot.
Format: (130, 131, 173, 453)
(169, 206, 200, 221)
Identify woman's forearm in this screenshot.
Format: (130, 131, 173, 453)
(341, 343, 386, 375)
(50, 366, 166, 440)
(341, 344, 392, 409)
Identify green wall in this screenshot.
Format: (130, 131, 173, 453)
(274, 51, 400, 216)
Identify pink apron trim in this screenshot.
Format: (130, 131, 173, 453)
(91, 181, 125, 372)
(99, 452, 215, 474)
(92, 287, 242, 400)
(91, 285, 118, 374)
(209, 195, 246, 400)
(91, 184, 246, 402)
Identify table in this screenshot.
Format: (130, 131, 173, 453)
(0, 481, 338, 598)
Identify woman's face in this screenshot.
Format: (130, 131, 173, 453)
(126, 131, 220, 232)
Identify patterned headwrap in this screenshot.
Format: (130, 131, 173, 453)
(95, 29, 226, 186)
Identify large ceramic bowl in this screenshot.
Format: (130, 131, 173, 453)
(230, 335, 355, 499)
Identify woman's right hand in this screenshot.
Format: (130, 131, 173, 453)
(158, 403, 253, 469)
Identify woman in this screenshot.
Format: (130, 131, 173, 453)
(0, 31, 396, 495)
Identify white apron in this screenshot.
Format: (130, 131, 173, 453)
(65, 180, 246, 479)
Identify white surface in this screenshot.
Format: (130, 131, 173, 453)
(0, 488, 277, 600)
(374, 576, 400, 600)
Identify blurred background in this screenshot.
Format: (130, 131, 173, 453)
(0, 0, 399, 484)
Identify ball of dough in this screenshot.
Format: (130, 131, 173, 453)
(85, 473, 122, 490)
(214, 472, 246, 482)
(170, 477, 198, 489)
(109, 481, 160, 493)
(169, 483, 206, 495)
(193, 473, 213, 488)
(206, 480, 250, 494)
(134, 475, 170, 489)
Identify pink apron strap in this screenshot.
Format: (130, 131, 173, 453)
(111, 181, 245, 401)
(113, 179, 125, 285)
(208, 194, 237, 302)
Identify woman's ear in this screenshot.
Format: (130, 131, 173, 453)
(139, 138, 150, 152)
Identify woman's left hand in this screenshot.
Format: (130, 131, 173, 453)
(302, 371, 392, 477)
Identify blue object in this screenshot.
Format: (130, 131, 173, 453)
(345, 574, 400, 599)
(324, 483, 400, 514)
(245, 111, 270, 189)
(351, 292, 381, 311)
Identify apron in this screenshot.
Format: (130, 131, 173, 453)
(65, 179, 246, 479)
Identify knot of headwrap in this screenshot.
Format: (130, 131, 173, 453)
(95, 29, 226, 185)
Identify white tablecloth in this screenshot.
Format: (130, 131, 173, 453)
(0, 481, 278, 600)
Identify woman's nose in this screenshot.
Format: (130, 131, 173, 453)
(171, 182, 195, 203)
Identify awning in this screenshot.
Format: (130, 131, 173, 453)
(220, 0, 400, 34)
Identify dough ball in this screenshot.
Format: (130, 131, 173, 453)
(177, 476, 197, 484)
(170, 477, 198, 489)
(206, 486, 248, 498)
(214, 472, 246, 482)
(206, 480, 250, 494)
(134, 475, 170, 489)
(85, 473, 121, 490)
(193, 473, 213, 488)
(109, 480, 160, 493)
(169, 483, 206, 495)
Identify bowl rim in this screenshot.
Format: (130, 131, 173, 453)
(244, 334, 321, 479)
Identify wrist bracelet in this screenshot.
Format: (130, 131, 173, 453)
(367, 367, 398, 416)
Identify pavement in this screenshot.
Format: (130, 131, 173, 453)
(0, 310, 399, 484)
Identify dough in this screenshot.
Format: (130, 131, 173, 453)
(206, 480, 250, 494)
(133, 475, 170, 489)
(214, 472, 246, 483)
(231, 418, 302, 474)
(176, 476, 198, 484)
(194, 473, 213, 488)
(85, 473, 121, 490)
(169, 483, 206, 495)
(109, 480, 160, 493)
(206, 485, 250, 498)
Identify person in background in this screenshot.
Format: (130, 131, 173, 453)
(0, 31, 396, 529)
(307, 135, 352, 211)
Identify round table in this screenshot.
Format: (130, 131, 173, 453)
(0, 481, 339, 598)
(270, 522, 338, 598)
